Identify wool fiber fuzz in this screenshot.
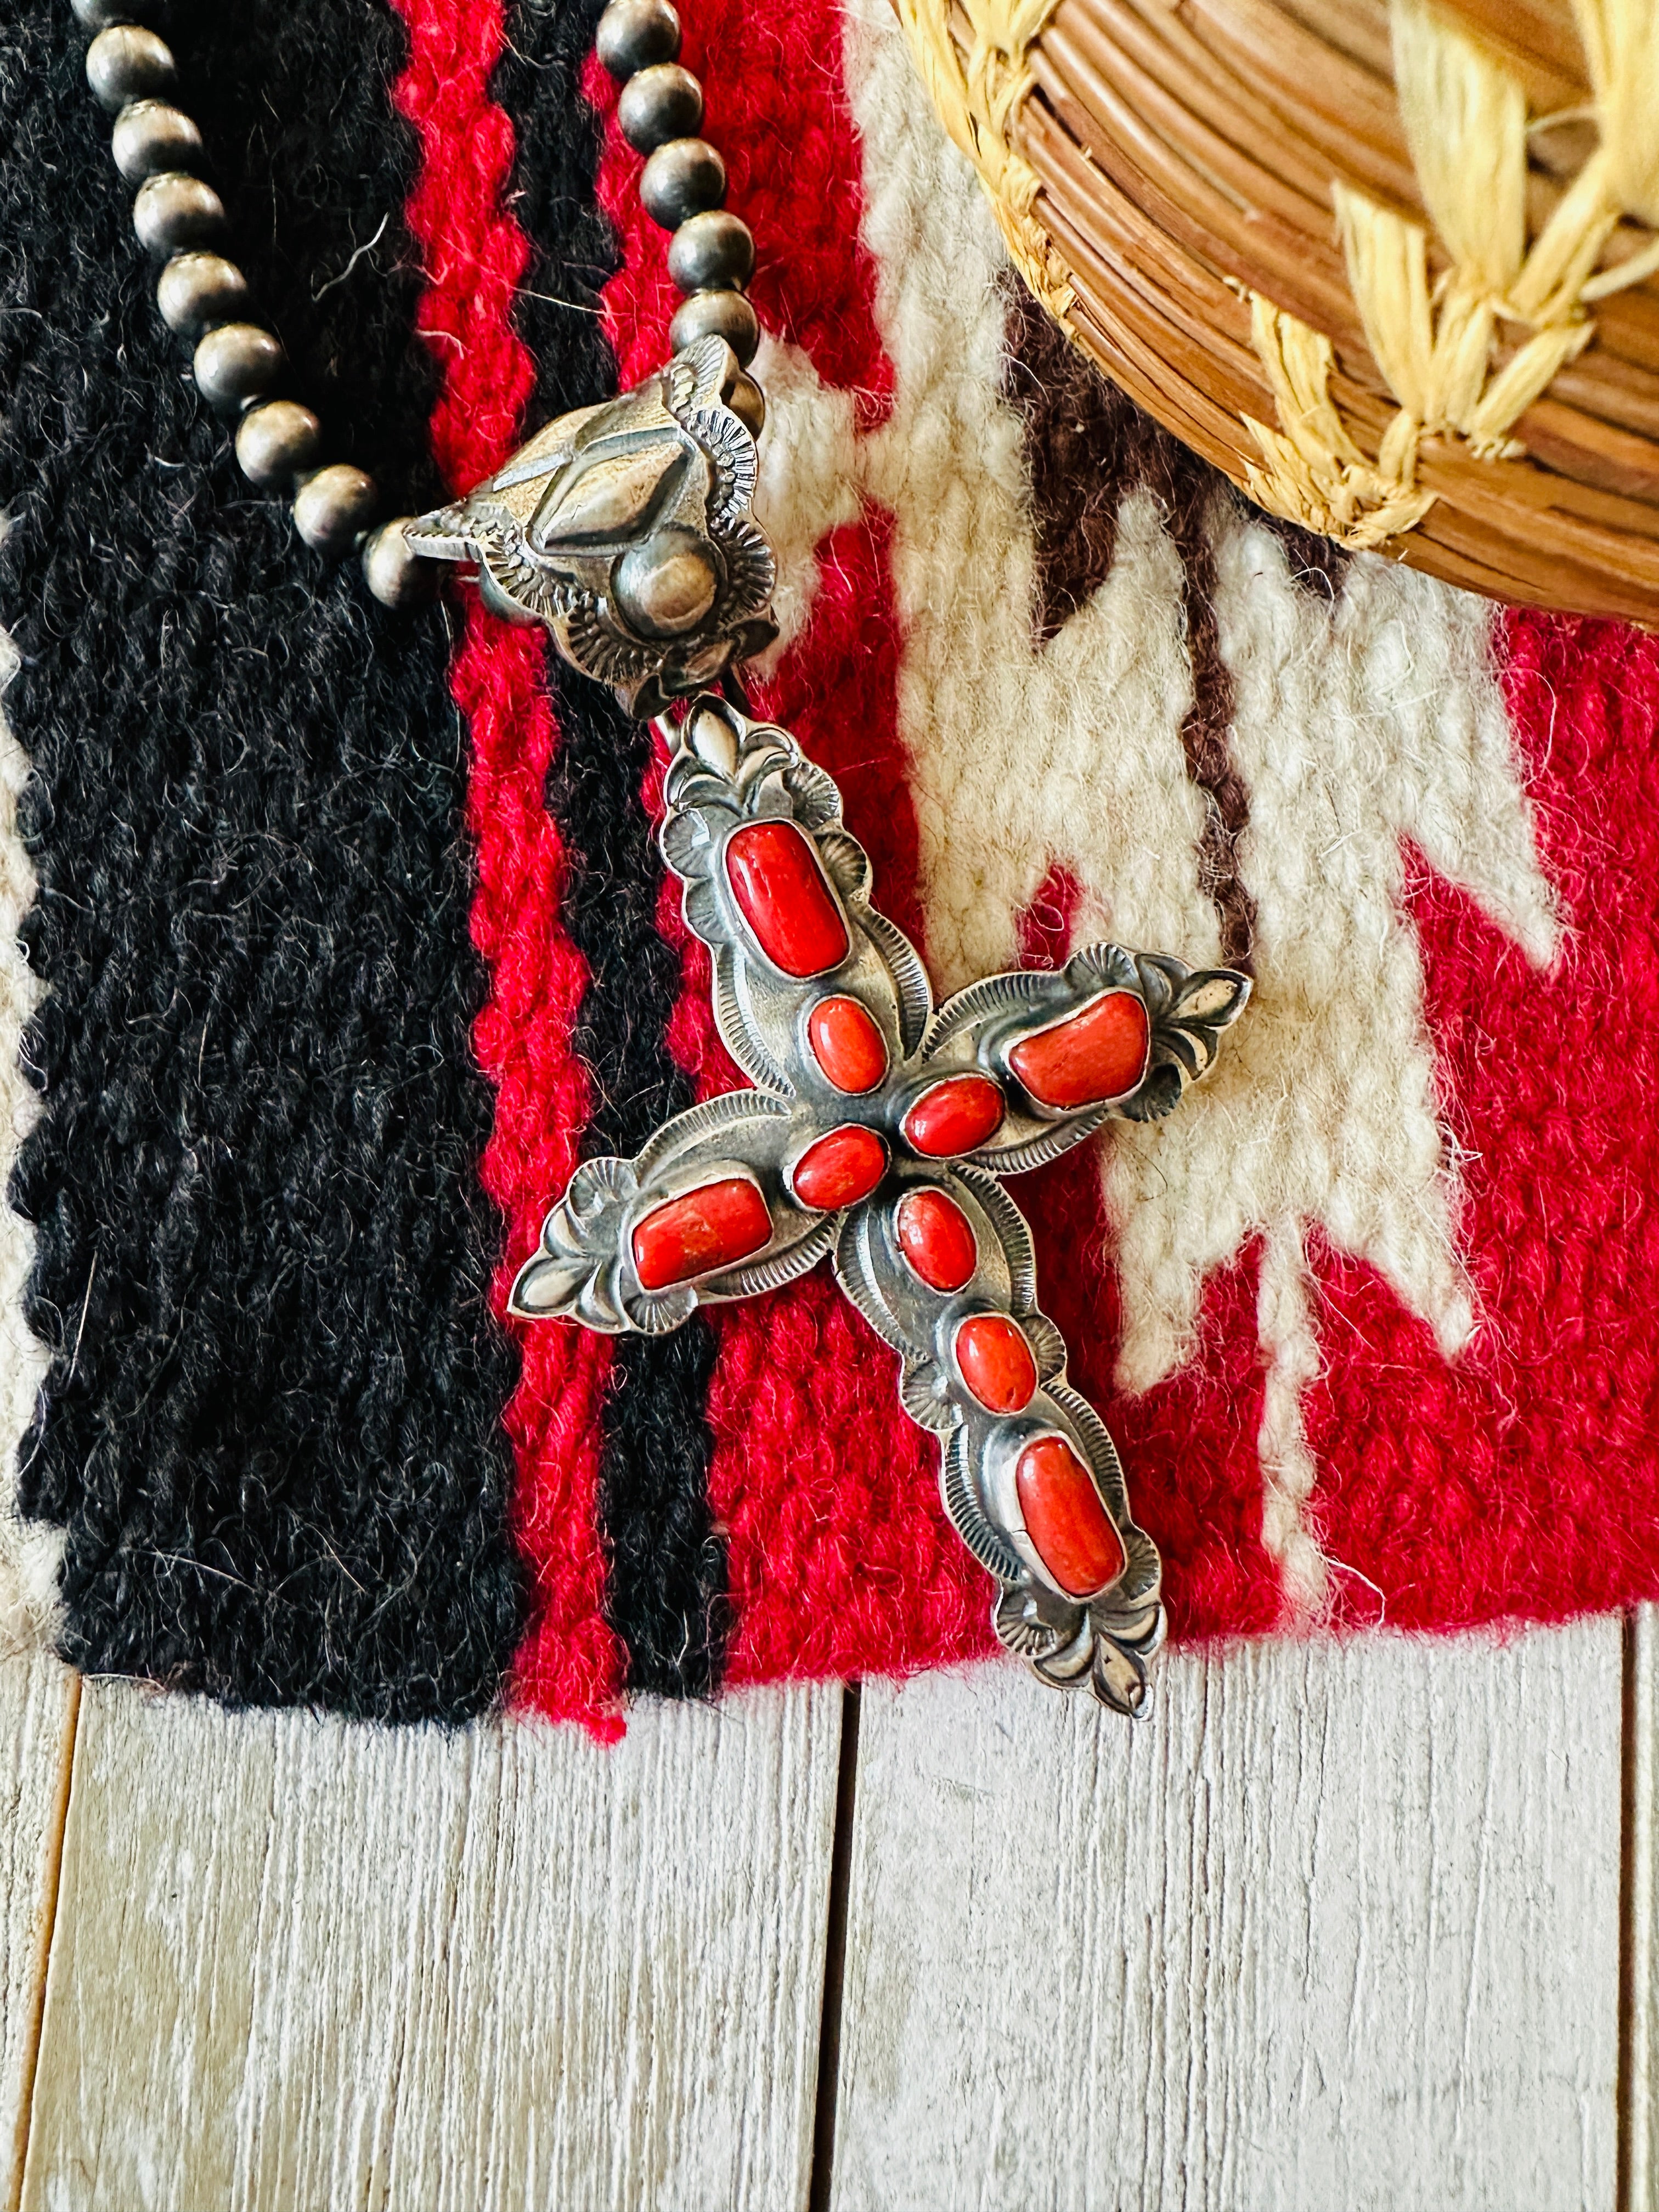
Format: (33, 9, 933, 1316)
(1107, 515, 1556, 1404)
(388, 0, 620, 1734)
(0, 634, 54, 1647)
(0, 0, 521, 1717)
(9, 0, 1659, 1724)
(526, 20, 729, 1704)
(1305, 610, 1659, 1630)
(392, 0, 730, 1723)
(798, 2, 1570, 1624)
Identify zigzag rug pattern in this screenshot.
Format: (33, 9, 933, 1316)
(1, 0, 1656, 1733)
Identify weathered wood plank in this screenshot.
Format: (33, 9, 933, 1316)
(0, 1657, 75, 2212)
(830, 1624, 1622, 2212)
(21, 1679, 840, 2212)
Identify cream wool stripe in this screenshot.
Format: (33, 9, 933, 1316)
(754, 0, 1561, 1619)
(1137, 511, 1558, 1385)
(760, 4, 1212, 1008)
(1119, 512, 1556, 1617)
(843, 2, 1211, 1003)
(1108, 518, 1557, 1551)
(1255, 1218, 1327, 1622)
(0, 626, 56, 1651)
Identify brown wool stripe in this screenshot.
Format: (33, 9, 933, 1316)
(1001, 286, 1259, 972)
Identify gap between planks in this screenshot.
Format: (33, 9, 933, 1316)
(0, 1614, 1643, 2211)
(808, 1680, 861, 2212)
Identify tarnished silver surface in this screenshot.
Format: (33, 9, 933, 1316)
(405, 335, 776, 718)
(291, 464, 378, 557)
(510, 693, 1249, 1716)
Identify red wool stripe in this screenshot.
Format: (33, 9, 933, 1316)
(393, 0, 624, 1736)
(1305, 613, 1659, 1632)
(591, 0, 993, 1688)
(590, 9, 891, 415)
(715, 511, 996, 1686)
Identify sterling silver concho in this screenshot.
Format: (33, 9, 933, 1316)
(407, 343, 1250, 1714)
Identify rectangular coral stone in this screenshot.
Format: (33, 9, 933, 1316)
(631, 1177, 773, 1290)
(724, 820, 850, 978)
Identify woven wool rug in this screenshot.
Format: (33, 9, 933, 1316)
(2, 0, 1657, 1736)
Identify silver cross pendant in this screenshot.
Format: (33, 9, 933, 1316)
(409, 338, 1249, 1715)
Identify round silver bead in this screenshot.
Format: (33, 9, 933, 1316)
(595, 0, 681, 79)
(617, 63, 702, 154)
(640, 138, 726, 230)
(668, 287, 759, 366)
(86, 25, 176, 112)
(156, 251, 250, 336)
(360, 520, 435, 609)
(133, 171, 227, 255)
(234, 400, 323, 487)
(667, 210, 754, 293)
(193, 321, 285, 411)
(612, 524, 720, 639)
(110, 99, 203, 184)
(292, 465, 379, 557)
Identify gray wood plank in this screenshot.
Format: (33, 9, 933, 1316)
(20, 1679, 841, 2212)
(830, 1625, 1622, 2212)
(0, 1657, 76, 2212)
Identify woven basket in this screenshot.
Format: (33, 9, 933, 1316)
(894, 0, 1659, 625)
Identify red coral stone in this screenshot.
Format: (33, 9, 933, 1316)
(901, 1074, 1005, 1158)
(724, 821, 850, 978)
(895, 1188, 978, 1291)
(1015, 1435, 1125, 1598)
(791, 1125, 888, 1211)
(955, 1315, 1039, 1413)
(807, 995, 888, 1094)
(631, 1177, 772, 1291)
(1008, 990, 1150, 1109)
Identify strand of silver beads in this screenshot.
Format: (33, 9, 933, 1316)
(597, 0, 766, 436)
(69, 0, 425, 605)
(71, 0, 765, 607)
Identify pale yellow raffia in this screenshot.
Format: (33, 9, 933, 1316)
(1240, 297, 1436, 550)
(1245, 0, 1659, 549)
(890, 0, 1077, 325)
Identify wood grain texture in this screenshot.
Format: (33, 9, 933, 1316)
(828, 1626, 1622, 2212)
(20, 1679, 842, 2212)
(0, 1657, 75, 2212)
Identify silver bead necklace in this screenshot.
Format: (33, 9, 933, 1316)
(74, 0, 1253, 1715)
(70, 0, 768, 607)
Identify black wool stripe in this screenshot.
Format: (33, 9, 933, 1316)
(0, 0, 522, 1720)
(496, 0, 729, 1698)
